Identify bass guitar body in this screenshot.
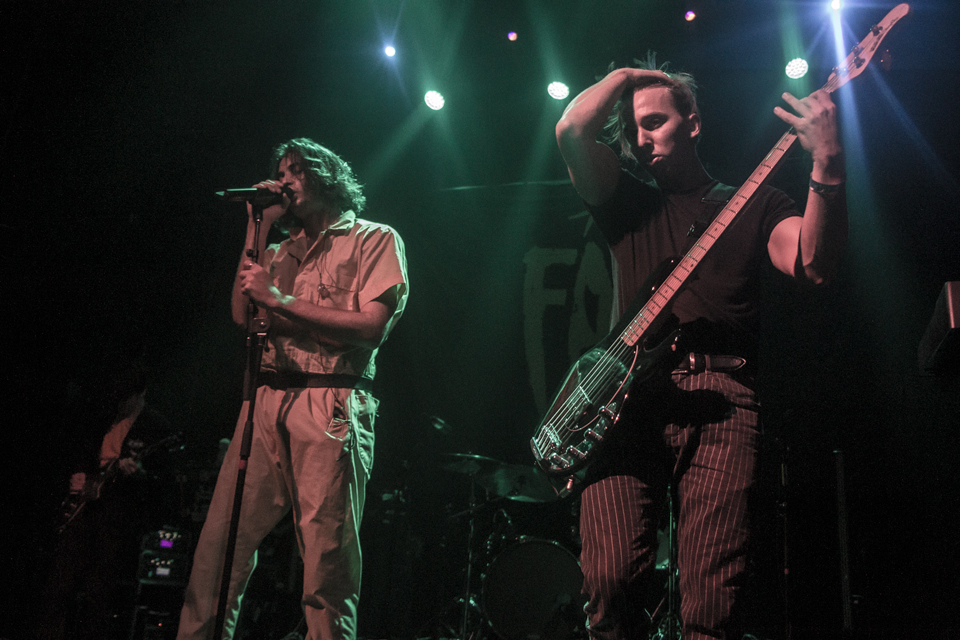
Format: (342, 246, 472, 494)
(531, 259, 681, 479)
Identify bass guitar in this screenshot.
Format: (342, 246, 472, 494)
(530, 3, 911, 485)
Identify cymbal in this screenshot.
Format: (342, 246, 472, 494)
(439, 453, 505, 477)
(481, 462, 557, 503)
(440, 453, 557, 503)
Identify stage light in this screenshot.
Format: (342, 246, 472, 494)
(785, 58, 809, 79)
(424, 90, 445, 111)
(507, 31, 518, 41)
(830, 0, 842, 11)
(384, 45, 396, 57)
(685, 11, 696, 22)
(548, 82, 569, 100)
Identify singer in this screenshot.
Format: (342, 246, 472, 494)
(176, 138, 408, 640)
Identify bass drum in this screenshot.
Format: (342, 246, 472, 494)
(482, 537, 585, 640)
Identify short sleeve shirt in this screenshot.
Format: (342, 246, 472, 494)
(259, 210, 408, 379)
(588, 172, 799, 358)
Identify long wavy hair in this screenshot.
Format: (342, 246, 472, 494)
(604, 53, 700, 162)
(270, 138, 366, 214)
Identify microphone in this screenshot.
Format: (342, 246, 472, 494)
(215, 186, 293, 205)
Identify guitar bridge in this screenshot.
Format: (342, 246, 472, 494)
(565, 446, 588, 462)
(585, 429, 604, 443)
(599, 403, 618, 421)
(548, 453, 569, 469)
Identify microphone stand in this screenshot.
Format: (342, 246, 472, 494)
(213, 202, 270, 640)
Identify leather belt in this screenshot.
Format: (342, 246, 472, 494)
(673, 353, 747, 374)
(258, 371, 374, 391)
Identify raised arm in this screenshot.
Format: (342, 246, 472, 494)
(555, 68, 667, 206)
(768, 89, 849, 284)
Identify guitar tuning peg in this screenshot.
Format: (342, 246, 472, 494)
(850, 43, 866, 68)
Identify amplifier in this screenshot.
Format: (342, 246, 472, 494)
(918, 281, 960, 375)
(137, 527, 191, 585)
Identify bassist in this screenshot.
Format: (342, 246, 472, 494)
(554, 57, 847, 639)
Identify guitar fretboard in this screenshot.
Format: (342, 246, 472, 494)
(618, 2, 912, 348)
(620, 129, 799, 347)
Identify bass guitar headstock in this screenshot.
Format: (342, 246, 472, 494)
(824, 3, 911, 93)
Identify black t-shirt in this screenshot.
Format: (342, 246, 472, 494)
(588, 170, 799, 360)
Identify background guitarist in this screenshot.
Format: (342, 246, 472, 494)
(33, 344, 179, 640)
(554, 57, 847, 639)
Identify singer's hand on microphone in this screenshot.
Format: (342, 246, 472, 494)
(246, 179, 291, 223)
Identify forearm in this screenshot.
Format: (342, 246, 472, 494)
(773, 89, 848, 282)
(556, 68, 654, 205)
(260, 290, 393, 351)
(799, 173, 848, 284)
(277, 301, 381, 349)
(556, 68, 636, 144)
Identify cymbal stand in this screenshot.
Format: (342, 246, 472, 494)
(460, 477, 480, 640)
(649, 482, 680, 640)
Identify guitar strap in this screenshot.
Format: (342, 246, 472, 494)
(686, 181, 736, 246)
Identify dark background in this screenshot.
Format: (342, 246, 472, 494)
(2, 1, 959, 638)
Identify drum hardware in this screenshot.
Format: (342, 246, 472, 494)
(461, 471, 480, 640)
(648, 483, 680, 640)
(438, 454, 493, 640)
(440, 453, 557, 503)
(482, 537, 586, 640)
(440, 452, 581, 640)
(483, 509, 517, 558)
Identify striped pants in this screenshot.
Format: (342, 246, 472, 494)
(579, 371, 760, 640)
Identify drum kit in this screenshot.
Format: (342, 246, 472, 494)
(438, 453, 586, 640)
